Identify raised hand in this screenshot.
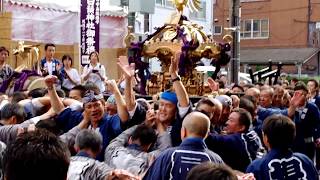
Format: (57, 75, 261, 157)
(155, 112, 166, 134)
(17, 124, 36, 136)
(82, 109, 91, 123)
(106, 79, 118, 94)
(117, 56, 135, 79)
(169, 51, 181, 78)
(44, 75, 58, 88)
(207, 77, 219, 91)
(237, 173, 256, 180)
(290, 91, 305, 108)
(145, 109, 157, 128)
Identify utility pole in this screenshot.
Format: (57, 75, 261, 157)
(307, 0, 311, 46)
(144, 14, 149, 34)
(229, 0, 240, 84)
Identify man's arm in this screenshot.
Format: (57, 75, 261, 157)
(44, 75, 65, 114)
(117, 57, 136, 112)
(61, 98, 83, 111)
(207, 77, 220, 97)
(287, 91, 304, 118)
(246, 162, 263, 180)
(0, 115, 43, 144)
(107, 80, 129, 124)
(117, 57, 148, 127)
(105, 125, 138, 163)
(124, 71, 136, 112)
(150, 132, 171, 158)
(0, 125, 20, 145)
(59, 114, 90, 147)
(26, 108, 56, 124)
(19, 97, 51, 107)
(257, 92, 301, 121)
(170, 52, 189, 107)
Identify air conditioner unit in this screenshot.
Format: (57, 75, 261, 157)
(316, 22, 320, 29)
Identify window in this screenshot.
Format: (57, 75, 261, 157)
(240, 19, 269, 39)
(156, 0, 174, 7)
(213, 25, 222, 35)
(190, 1, 206, 20)
(165, 0, 174, 7)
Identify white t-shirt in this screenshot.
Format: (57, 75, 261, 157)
(62, 68, 81, 90)
(46, 61, 54, 75)
(81, 63, 107, 93)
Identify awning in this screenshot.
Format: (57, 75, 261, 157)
(240, 48, 320, 65)
(5, 0, 127, 17)
(4, 0, 128, 48)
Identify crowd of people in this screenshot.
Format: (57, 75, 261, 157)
(0, 43, 319, 180)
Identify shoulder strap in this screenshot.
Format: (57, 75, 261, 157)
(40, 59, 45, 67)
(5, 65, 8, 75)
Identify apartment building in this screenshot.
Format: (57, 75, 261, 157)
(213, 0, 320, 76)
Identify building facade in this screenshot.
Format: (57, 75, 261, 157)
(213, 0, 320, 77)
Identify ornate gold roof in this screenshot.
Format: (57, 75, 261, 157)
(141, 12, 229, 67)
(125, 0, 232, 78)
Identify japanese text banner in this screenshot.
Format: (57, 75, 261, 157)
(80, 0, 100, 65)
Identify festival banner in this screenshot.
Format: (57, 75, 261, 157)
(80, 0, 100, 65)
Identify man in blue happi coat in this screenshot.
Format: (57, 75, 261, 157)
(206, 108, 263, 172)
(291, 82, 320, 161)
(247, 114, 318, 180)
(44, 75, 129, 161)
(143, 112, 223, 180)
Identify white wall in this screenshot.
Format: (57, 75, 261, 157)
(149, 0, 213, 34)
(188, 0, 214, 34)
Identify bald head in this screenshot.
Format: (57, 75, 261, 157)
(182, 112, 210, 138)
